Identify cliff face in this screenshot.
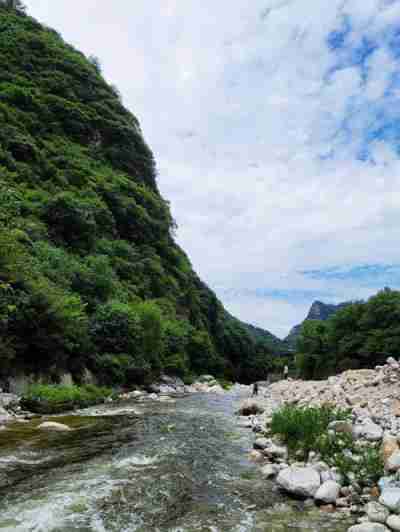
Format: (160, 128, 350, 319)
(284, 301, 348, 351)
(0, 7, 272, 384)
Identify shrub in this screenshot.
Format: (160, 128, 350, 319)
(21, 383, 113, 413)
(270, 404, 351, 458)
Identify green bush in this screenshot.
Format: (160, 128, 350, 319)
(270, 404, 351, 458)
(22, 383, 113, 413)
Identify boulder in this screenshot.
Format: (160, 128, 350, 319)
(379, 487, 400, 513)
(38, 421, 71, 431)
(314, 480, 340, 504)
(254, 437, 269, 450)
(260, 464, 279, 478)
(366, 502, 390, 523)
(237, 400, 265, 416)
(0, 406, 11, 424)
(328, 420, 353, 435)
(197, 375, 216, 384)
(348, 525, 389, 532)
(249, 450, 264, 463)
(387, 515, 400, 531)
(387, 450, 400, 473)
(276, 466, 321, 498)
(263, 443, 288, 460)
(353, 419, 383, 441)
(382, 435, 399, 467)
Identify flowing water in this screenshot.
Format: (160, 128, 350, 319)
(0, 391, 354, 531)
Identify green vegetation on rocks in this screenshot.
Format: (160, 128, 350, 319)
(21, 384, 113, 413)
(0, 5, 274, 386)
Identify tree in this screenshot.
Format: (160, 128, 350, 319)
(0, 0, 26, 12)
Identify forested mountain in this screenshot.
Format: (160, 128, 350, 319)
(241, 322, 289, 355)
(0, 5, 273, 385)
(284, 300, 348, 350)
(296, 288, 400, 379)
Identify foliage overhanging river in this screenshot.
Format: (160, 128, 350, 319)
(0, 391, 353, 531)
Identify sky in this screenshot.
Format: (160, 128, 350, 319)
(24, 0, 400, 338)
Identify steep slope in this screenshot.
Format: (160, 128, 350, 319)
(284, 301, 349, 350)
(0, 6, 271, 384)
(240, 322, 289, 355)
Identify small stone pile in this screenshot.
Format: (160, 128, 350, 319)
(236, 358, 400, 532)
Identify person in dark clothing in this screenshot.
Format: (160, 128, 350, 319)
(252, 382, 259, 396)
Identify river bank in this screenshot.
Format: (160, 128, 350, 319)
(237, 358, 400, 532)
(0, 383, 354, 531)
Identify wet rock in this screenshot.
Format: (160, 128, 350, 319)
(263, 443, 288, 460)
(387, 450, 400, 473)
(260, 464, 279, 478)
(254, 437, 269, 450)
(276, 466, 321, 498)
(237, 400, 265, 416)
(0, 406, 11, 424)
(249, 450, 264, 463)
(314, 480, 340, 504)
(366, 501, 390, 523)
(38, 421, 72, 431)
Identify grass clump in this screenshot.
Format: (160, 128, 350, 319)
(21, 384, 113, 413)
(270, 404, 350, 458)
(270, 404, 384, 486)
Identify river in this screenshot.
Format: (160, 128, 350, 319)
(0, 391, 353, 531)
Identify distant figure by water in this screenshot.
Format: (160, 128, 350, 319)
(252, 382, 259, 396)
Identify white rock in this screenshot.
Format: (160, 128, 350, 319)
(314, 480, 340, 504)
(387, 515, 400, 531)
(353, 419, 383, 441)
(348, 524, 389, 532)
(0, 406, 11, 424)
(38, 421, 72, 431)
(379, 487, 400, 513)
(254, 437, 269, 450)
(264, 443, 288, 460)
(366, 502, 390, 523)
(260, 464, 279, 478)
(387, 450, 400, 472)
(276, 466, 321, 498)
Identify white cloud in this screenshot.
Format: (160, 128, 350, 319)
(24, 0, 400, 337)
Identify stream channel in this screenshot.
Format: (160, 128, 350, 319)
(0, 390, 354, 531)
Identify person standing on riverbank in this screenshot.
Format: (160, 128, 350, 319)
(283, 365, 288, 380)
(252, 382, 259, 396)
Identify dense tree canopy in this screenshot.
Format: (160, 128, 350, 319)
(296, 288, 400, 379)
(0, 8, 273, 385)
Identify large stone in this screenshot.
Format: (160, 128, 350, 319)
(260, 464, 279, 478)
(387, 515, 400, 531)
(314, 480, 340, 504)
(379, 487, 400, 513)
(237, 400, 265, 416)
(254, 438, 269, 450)
(328, 420, 353, 435)
(382, 435, 399, 467)
(263, 443, 288, 460)
(366, 502, 390, 523)
(276, 466, 321, 498)
(387, 450, 400, 473)
(38, 421, 72, 431)
(348, 524, 389, 532)
(353, 419, 383, 441)
(0, 406, 11, 424)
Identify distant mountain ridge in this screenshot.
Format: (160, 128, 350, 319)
(284, 300, 349, 350)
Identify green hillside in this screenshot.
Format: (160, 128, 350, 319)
(0, 4, 274, 385)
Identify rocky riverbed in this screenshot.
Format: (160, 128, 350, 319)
(236, 358, 400, 532)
